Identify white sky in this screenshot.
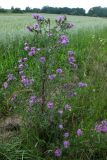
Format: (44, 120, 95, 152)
(0, 0, 107, 12)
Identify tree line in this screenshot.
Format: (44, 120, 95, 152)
(0, 6, 107, 17)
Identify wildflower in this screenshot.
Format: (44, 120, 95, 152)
(29, 96, 37, 106)
(47, 101, 54, 109)
(59, 35, 69, 45)
(32, 14, 44, 21)
(56, 68, 63, 74)
(63, 140, 70, 148)
(7, 74, 16, 81)
(33, 23, 40, 30)
(21, 76, 34, 87)
(77, 129, 83, 136)
(68, 51, 75, 56)
(68, 57, 76, 63)
(64, 104, 72, 111)
(39, 57, 46, 64)
(28, 47, 37, 56)
(54, 148, 62, 157)
(27, 25, 34, 32)
(67, 23, 75, 29)
(95, 120, 107, 133)
(59, 124, 63, 129)
(56, 15, 66, 23)
(79, 82, 87, 88)
(64, 132, 69, 138)
(24, 46, 29, 51)
(18, 63, 24, 70)
(48, 74, 56, 80)
(3, 82, 8, 89)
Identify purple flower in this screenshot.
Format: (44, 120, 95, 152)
(33, 23, 40, 30)
(23, 57, 28, 62)
(21, 76, 34, 87)
(29, 95, 37, 106)
(79, 82, 87, 88)
(39, 57, 46, 64)
(95, 120, 107, 133)
(24, 46, 29, 51)
(77, 129, 83, 136)
(48, 74, 56, 80)
(64, 132, 69, 138)
(54, 148, 62, 157)
(68, 57, 76, 63)
(59, 35, 69, 45)
(28, 47, 37, 56)
(63, 140, 70, 148)
(64, 104, 72, 111)
(56, 68, 63, 74)
(7, 74, 16, 81)
(47, 101, 54, 109)
(68, 51, 75, 56)
(3, 82, 8, 89)
(32, 14, 44, 21)
(18, 63, 24, 70)
(67, 23, 75, 29)
(59, 124, 63, 129)
(27, 26, 34, 32)
(56, 15, 66, 23)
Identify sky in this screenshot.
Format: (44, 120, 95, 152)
(0, 0, 107, 12)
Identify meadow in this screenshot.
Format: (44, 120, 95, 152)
(0, 13, 107, 160)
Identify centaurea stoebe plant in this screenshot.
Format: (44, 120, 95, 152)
(1, 14, 91, 159)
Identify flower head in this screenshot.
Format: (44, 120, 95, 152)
(64, 104, 72, 111)
(56, 15, 66, 23)
(47, 101, 54, 109)
(27, 26, 34, 32)
(68, 57, 76, 63)
(3, 82, 8, 89)
(7, 74, 16, 81)
(63, 140, 70, 148)
(28, 47, 37, 56)
(39, 57, 46, 64)
(33, 23, 40, 30)
(95, 120, 107, 133)
(67, 23, 75, 29)
(48, 74, 56, 80)
(64, 132, 69, 138)
(21, 76, 34, 87)
(59, 35, 69, 45)
(79, 82, 87, 88)
(29, 95, 37, 106)
(68, 51, 75, 56)
(56, 68, 63, 74)
(77, 129, 83, 136)
(32, 14, 44, 21)
(59, 124, 63, 129)
(54, 148, 62, 157)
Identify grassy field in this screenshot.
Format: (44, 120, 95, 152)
(0, 13, 107, 160)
